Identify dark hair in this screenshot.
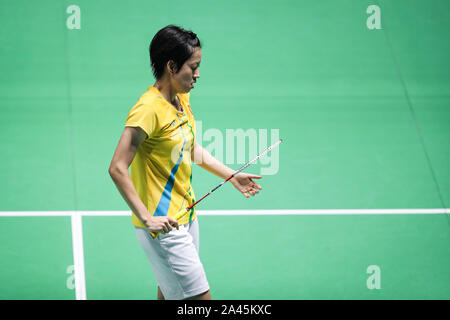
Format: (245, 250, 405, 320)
(149, 25, 201, 80)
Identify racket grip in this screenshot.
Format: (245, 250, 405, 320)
(150, 208, 191, 238)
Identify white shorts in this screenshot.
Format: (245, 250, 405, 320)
(135, 218, 210, 300)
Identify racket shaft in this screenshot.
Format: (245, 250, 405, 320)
(187, 139, 282, 209)
(153, 139, 282, 237)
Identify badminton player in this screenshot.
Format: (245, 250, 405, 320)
(108, 25, 262, 300)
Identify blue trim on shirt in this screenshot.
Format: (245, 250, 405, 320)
(154, 121, 187, 217)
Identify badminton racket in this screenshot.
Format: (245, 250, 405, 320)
(153, 138, 283, 237)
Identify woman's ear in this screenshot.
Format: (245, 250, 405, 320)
(166, 60, 178, 75)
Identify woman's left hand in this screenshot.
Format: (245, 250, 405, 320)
(230, 173, 263, 198)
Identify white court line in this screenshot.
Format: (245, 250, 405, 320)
(0, 211, 73, 216)
(196, 208, 450, 215)
(70, 211, 87, 300)
(0, 208, 448, 301)
(0, 209, 448, 217)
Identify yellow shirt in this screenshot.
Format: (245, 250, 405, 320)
(125, 86, 197, 232)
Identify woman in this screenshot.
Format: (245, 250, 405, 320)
(108, 25, 263, 300)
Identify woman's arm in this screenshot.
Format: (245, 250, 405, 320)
(191, 141, 262, 197)
(109, 127, 178, 233)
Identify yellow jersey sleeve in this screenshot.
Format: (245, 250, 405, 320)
(125, 102, 159, 138)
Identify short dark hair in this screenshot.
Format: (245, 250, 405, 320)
(149, 25, 201, 80)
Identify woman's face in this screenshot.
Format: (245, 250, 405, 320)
(171, 47, 201, 93)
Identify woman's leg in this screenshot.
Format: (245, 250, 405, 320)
(185, 289, 211, 300)
(157, 286, 165, 300)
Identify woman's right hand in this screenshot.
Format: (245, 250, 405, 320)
(145, 216, 179, 234)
